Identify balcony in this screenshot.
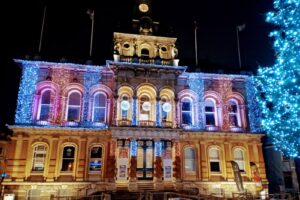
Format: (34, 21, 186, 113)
(138, 120, 155, 127)
(117, 119, 132, 127)
(162, 121, 173, 128)
(116, 55, 175, 66)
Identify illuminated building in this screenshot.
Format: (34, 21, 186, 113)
(3, 1, 268, 199)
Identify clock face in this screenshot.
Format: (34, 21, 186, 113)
(139, 3, 149, 13)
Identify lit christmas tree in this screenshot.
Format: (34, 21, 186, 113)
(256, 0, 300, 157)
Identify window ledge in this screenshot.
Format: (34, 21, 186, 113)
(205, 126, 219, 132)
(65, 121, 79, 127)
(230, 127, 244, 132)
(36, 120, 50, 126)
(92, 122, 106, 127)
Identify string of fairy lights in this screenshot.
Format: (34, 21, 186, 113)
(14, 60, 262, 135)
(256, 0, 300, 157)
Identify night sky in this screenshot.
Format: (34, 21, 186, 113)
(0, 0, 275, 126)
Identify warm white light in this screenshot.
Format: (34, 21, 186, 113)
(162, 102, 171, 112)
(121, 100, 130, 111)
(142, 101, 151, 111)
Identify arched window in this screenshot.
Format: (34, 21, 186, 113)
(204, 99, 216, 126)
(228, 99, 240, 127)
(140, 95, 151, 120)
(61, 145, 75, 172)
(93, 93, 106, 123)
(89, 146, 103, 172)
(209, 148, 221, 173)
(66, 91, 81, 122)
(161, 97, 169, 122)
(32, 144, 47, 172)
(181, 98, 193, 125)
(38, 90, 51, 121)
(233, 148, 245, 172)
(141, 48, 149, 58)
(121, 95, 130, 119)
(184, 147, 196, 172)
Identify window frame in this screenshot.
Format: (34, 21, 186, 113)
(32, 144, 47, 172)
(61, 145, 76, 173)
(181, 97, 194, 126)
(37, 89, 52, 121)
(233, 148, 245, 172)
(184, 147, 196, 173)
(209, 148, 221, 173)
(120, 94, 130, 120)
(228, 99, 241, 127)
(65, 91, 82, 122)
(88, 145, 103, 173)
(204, 98, 217, 126)
(92, 92, 107, 123)
(139, 94, 151, 121)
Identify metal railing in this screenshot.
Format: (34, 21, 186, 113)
(50, 194, 110, 200)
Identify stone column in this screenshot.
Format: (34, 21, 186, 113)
(113, 95, 118, 126)
(129, 140, 138, 191)
(173, 141, 182, 190)
(156, 97, 161, 127)
(131, 96, 137, 126)
(200, 141, 208, 181)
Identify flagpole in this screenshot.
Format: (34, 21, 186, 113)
(194, 21, 198, 66)
(38, 6, 47, 53)
(89, 10, 95, 57)
(236, 26, 242, 69)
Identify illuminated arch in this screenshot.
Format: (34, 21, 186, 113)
(117, 86, 134, 123)
(139, 43, 155, 58)
(226, 92, 246, 129)
(33, 81, 60, 122)
(88, 84, 113, 124)
(159, 88, 175, 127)
(137, 84, 157, 125)
(203, 91, 222, 128)
(178, 89, 198, 127)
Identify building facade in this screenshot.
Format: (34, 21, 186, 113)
(3, 2, 268, 199)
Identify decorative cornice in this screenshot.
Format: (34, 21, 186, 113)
(9, 125, 111, 137)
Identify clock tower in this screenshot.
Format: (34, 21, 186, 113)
(133, 0, 158, 35)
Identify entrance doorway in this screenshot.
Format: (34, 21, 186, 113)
(137, 140, 154, 180)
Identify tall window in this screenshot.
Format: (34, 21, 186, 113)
(184, 147, 196, 172)
(140, 95, 150, 120)
(93, 93, 106, 123)
(32, 144, 47, 172)
(228, 100, 239, 127)
(233, 148, 245, 172)
(61, 146, 75, 172)
(209, 148, 221, 173)
(182, 98, 192, 125)
(121, 95, 129, 119)
(38, 90, 51, 121)
(204, 99, 216, 126)
(161, 97, 168, 121)
(89, 146, 103, 172)
(66, 92, 81, 122)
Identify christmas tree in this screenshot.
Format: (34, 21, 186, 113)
(256, 0, 300, 157)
